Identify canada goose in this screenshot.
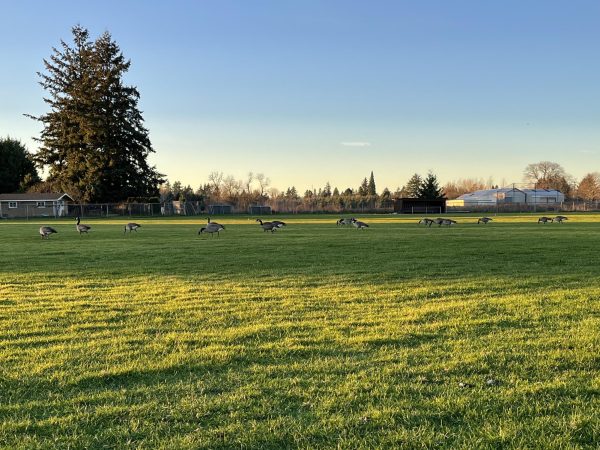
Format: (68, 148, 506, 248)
(419, 218, 434, 227)
(124, 222, 141, 233)
(440, 219, 457, 226)
(351, 218, 369, 230)
(199, 222, 225, 237)
(477, 217, 493, 224)
(207, 217, 223, 227)
(39, 226, 57, 239)
(337, 218, 354, 226)
(75, 217, 91, 235)
(433, 218, 444, 226)
(538, 216, 552, 224)
(256, 219, 277, 232)
(554, 215, 568, 223)
(271, 220, 287, 228)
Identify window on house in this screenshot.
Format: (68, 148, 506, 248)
(8, 202, 17, 208)
(37, 201, 46, 207)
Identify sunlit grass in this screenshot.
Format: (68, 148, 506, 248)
(1, 214, 599, 448)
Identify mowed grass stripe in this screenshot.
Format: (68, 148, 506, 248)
(1, 215, 599, 448)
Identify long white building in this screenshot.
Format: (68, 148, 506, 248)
(447, 188, 564, 207)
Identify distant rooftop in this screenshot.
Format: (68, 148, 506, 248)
(0, 193, 74, 201)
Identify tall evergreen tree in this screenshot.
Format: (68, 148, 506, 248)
(418, 172, 445, 199)
(367, 171, 377, 195)
(28, 26, 163, 202)
(0, 137, 40, 193)
(404, 173, 422, 198)
(288, 186, 298, 199)
(379, 187, 392, 207)
(358, 177, 369, 196)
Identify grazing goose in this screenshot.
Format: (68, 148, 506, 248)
(440, 219, 457, 226)
(477, 217, 493, 224)
(207, 217, 223, 227)
(538, 216, 552, 224)
(419, 218, 435, 227)
(39, 226, 57, 239)
(554, 215, 568, 223)
(271, 220, 287, 228)
(337, 218, 354, 226)
(124, 222, 141, 233)
(351, 218, 369, 230)
(256, 219, 277, 232)
(199, 222, 225, 237)
(75, 217, 91, 235)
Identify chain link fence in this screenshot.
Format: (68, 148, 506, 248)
(8, 199, 600, 219)
(447, 200, 600, 214)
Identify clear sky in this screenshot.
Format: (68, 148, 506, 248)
(1, 0, 599, 192)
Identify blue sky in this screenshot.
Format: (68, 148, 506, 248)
(1, 1, 599, 192)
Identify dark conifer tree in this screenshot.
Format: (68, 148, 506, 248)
(358, 177, 369, 196)
(404, 173, 423, 198)
(0, 137, 40, 193)
(28, 26, 163, 202)
(418, 172, 445, 199)
(368, 171, 377, 195)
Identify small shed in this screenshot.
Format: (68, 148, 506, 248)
(207, 204, 233, 215)
(0, 193, 73, 218)
(393, 198, 446, 214)
(248, 205, 271, 215)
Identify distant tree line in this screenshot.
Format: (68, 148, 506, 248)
(157, 170, 443, 212)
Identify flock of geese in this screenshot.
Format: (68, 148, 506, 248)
(39, 216, 142, 239)
(197, 217, 290, 236)
(37, 214, 569, 239)
(416, 215, 568, 227)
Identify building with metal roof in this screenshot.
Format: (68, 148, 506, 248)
(447, 188, 564, 207)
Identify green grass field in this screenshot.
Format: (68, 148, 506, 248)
(1, 214, 599, 449)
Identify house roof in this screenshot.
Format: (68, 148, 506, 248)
(458, 188, 523, 200)
(521, 189, 563, 197)
(0, 193, 74, 202)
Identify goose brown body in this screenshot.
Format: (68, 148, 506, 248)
(199, 222, 225, 237)
(75, 217, 91, 235)
(39, 226, 57, 239)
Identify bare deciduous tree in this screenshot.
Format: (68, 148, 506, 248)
(444, 178, 487, 199)
(523, 161, 566, 185)
(221, 175, 242, 201)
(207, 171, 224, 198)
(577, 173, 600, 201)
(245, 171, 254, 193)
(255, 173, 270, 196)
(267, 187, 280, 199)
(523, 161, 574, 195)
